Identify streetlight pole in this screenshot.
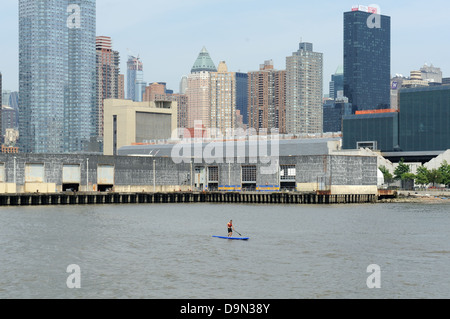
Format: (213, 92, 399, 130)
(86, 158, 89, 192)
(190, 160, 193, 190)
(13, 156, 16, 186)
(153, 160, 156, 192)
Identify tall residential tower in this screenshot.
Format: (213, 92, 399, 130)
(209, 61, 237, 135)
(186, 47, 217, 129)
(286, 42, 323, 134)
(248, 60, 286, 134)
(19, 0, 97, 153)
(96, 36, 120, 137)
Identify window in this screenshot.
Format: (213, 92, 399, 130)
(208, 166, 219, 182)
(280, 165, 296, 181)
(242, 166, 257, 183)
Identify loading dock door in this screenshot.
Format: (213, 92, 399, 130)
(25, 164, 45, 183)
(207, 166, 219, 191)
(194, 167, 206, 191)
(0, 163, 4, 183)
(63, 165, 81, 191)
(97, 165, 115, 191)
(241, 165, 257, 191)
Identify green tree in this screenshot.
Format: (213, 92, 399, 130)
(394, 158, 410, 180)
(438, 161, 450, 187)
(427, 169, 442, 187)
(415, 166, 429, 186)
(401, 173, 416, 181)
(401, 173, 416, 190)
(379, 165, 393, 184)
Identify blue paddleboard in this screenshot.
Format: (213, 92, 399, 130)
(212, 235, 249, 240)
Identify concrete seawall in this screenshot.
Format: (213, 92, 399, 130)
(0, 191, 377, 206)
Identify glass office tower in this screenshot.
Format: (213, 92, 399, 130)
(235, 72, 249, 126)
(344, 9, 391, 112)
(19, 0, 96, 153)
(127, 55, 145, 102)
(329, 66, 344, 100)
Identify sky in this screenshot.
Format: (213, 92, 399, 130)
(1, 0, 450, 94)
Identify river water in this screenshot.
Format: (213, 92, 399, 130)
(0, 202, 449, 299)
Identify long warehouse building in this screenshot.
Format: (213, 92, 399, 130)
(0, 139, 378, 195)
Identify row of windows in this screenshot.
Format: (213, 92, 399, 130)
(198, 165, 298, 184)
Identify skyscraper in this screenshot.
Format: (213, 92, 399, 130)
(235, 72, 249, 127)
(420, 64, 442, 84)
(344, 6, 391, 111)
(209, 61, 236, 135)
(329, 65, 344, 100)
(127, 55, 146, 102)
(286, 42, 323, 134)
(19, 0, 97, 153)
(8, 92, 19, 131)
(96, 36, 120, 137)
(179, 76, 188, 95)
(118, 74, 125, 99)
(186, 47, 217, 129)
(248, 60, 286, 134)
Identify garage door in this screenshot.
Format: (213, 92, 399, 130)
(25, 163, 45, 183)
(0, 163, 5, 182)
(63, 165, 81, 184)
(98, 165, 114, 185)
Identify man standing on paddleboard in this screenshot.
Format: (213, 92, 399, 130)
(227, 220, 235, 237)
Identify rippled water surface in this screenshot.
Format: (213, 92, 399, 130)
(0, 202, 449, 299)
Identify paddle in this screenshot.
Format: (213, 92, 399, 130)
(234, 229, 242, 237)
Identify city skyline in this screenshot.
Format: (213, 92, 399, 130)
(1, 0, 450, 94)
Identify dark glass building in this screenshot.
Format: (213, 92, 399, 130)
(344, 9, 391, 112)
(329, 66, 344, 100)
(399, 86, 450, 152)
(343, 111, 399, 151)
(323, 99, 352, 133)
(235, 72, 249, 125)
(343, 86, 450, 153)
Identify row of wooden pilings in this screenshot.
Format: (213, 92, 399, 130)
(0, 192, 377, 206)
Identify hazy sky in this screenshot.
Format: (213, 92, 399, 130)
(1, 0, 449, 94)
